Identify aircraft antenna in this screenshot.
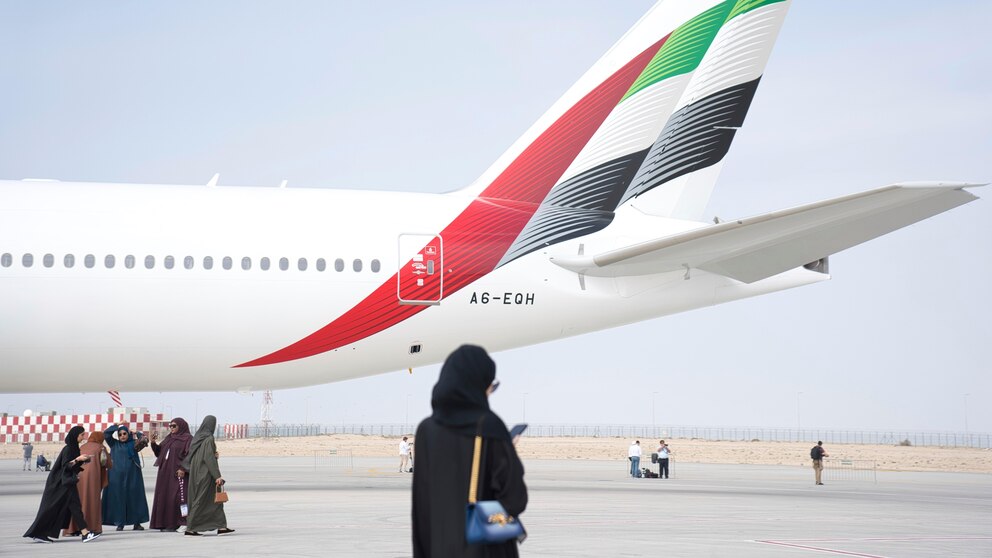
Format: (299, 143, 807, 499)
(261, 389, 274, 437)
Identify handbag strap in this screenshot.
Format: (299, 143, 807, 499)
(467, 415, 486, 504)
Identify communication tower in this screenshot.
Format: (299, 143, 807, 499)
(261, 390, 274, 437)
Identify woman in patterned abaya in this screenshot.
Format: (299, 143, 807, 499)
(412, 345, 528, 558)
(66, 431, 112, 536)
(24, 426, 102, 543)
(102, 423, 149, 530)
(181, 415, 234, 536)
(150, 417, 192, 531)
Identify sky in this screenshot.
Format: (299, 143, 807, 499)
(1, 1, 989, 434)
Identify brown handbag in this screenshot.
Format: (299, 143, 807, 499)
(214, 485, 229, 503)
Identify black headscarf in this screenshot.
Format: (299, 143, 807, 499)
(183, 415, 217, 470)
(50, 425, 85, 473)
(430, 345, 510, 440)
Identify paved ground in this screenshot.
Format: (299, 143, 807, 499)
(1, 456, 990, 557)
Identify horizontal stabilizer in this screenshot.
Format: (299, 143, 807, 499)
(551, 182, 983, 283)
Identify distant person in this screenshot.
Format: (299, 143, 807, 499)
(656, 440, 671, 479)
(66, 431, 112, 536)
(150, 418, 193, 531)
(810, 441, 829, 485)
(181, 415, 234, 536)
(102, 423, 150, 530)
(23, 441, 34, 471)
(628, 441, 642, 478)
(36, 453, 50, 472)
(412, 345, 527, 557)
(399, 436, 411, 473)
(24, 425, 102, 543)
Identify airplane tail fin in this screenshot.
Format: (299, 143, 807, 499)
(465, 0, 793, 267)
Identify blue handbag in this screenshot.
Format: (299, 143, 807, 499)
(465, 422, 525, 545)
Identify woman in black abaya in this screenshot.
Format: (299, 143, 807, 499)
(412, 345, 527, 558)
(24, 426, 102, 543)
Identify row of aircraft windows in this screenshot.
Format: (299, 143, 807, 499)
(0, 253, 381, 273)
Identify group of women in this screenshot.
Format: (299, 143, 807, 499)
(23, 344, 525, 555)
(24, 414, 233, 543)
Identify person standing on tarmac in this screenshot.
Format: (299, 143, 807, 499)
(628, 441, 642, 478)
(811, 441, 829, 485)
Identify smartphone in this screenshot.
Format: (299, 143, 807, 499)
(509, 423, 528, 438)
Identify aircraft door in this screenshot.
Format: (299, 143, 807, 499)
(397, 234, 443, 305)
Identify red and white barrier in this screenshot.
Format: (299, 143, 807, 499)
(1, 408, 167, 443)
(223, 423, 249, 439)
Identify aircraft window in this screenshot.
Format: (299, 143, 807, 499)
(316, 258, 326, 272)
(85, 254, 96, 269)
(105, 255, 116, 269)
(203, 256, 213, 270)
(184, 256, 194, 270)
(371, 259, 381, 273)
(1, 253, 11, 267)
(334, 258, 344, 272)
(23, 253, 34, 268)
(125, 255, 135, 269)
(64, 254, 74, 268)
(164, 255, 175, 269)
(222, 256, 232, 270)
(279, 257, 289, 271)
(352, 259, 362, 272)
(298, 258, 307, 271)
(43, 254, 54, 268)
(260, 257, 270, 271)
(241, 257, 251, 271)
(144, 255, 155, 269)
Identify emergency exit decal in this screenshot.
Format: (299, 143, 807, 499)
(397, 234, 443, 305)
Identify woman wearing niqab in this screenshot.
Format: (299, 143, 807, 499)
(24, 426, 102, 543)
(102, 423, 150, 530)
(150, 417, 193, 531)
(412, 345, 528, 558)
(181, 415, 234, 535)
(66, 431, 112, 535)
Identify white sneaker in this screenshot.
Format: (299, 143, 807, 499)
(82, 532, 101, 543)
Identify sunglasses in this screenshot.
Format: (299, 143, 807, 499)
(489, 379, 500, 394)
(169, 424, 178, 428)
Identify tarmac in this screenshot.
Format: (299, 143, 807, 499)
(1, 455, 990, 557)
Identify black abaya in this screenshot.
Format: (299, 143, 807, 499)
(24, 426, 88, 540)
(412, 345, 527, 558)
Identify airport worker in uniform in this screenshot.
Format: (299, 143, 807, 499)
(150, 417, 193, 531)
(412, 344, 527, 558)
(24, 425, 102, 543)
(181, 415, 235, 536)
(656, 440, 671, 479)
(102, 423, 150, 530)
(811, 441, 828, 485)
(66, 431, 112, 536)
(628, 441, 642, 477)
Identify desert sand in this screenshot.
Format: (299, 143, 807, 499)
(8, 435, 989, 473)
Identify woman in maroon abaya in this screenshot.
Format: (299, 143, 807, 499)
(150, 417, 193, 531)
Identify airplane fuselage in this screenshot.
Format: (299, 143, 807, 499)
(0, 179, 825, 392)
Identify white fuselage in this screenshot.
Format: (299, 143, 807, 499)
(0, 179, 825, 392)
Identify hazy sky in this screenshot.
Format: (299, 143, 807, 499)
(1, 1, 989, 433)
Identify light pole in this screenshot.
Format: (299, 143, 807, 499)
(194, 399, 202, 428)
(796, 391, 803, 440)
(964, 393, 970, 434)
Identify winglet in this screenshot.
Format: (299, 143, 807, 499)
(206, 173, 220, 188)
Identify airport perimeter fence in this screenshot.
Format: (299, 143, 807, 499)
(217, 423, 991, 449)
